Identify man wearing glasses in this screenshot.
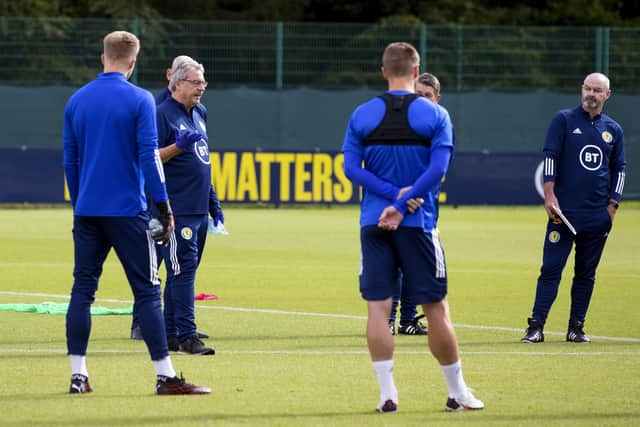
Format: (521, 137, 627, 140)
(154, 60, 219, 355)
(155, 55, 196, 105)
(130, 56, 221, 342)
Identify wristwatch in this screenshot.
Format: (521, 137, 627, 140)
(608, 200, 620, 210)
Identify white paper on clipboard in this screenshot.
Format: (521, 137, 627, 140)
(551, 204, 577, 235)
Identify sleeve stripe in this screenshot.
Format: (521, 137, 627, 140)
(615, 171, 625, 194)
(544, 157, 555, 177)
(154, 149, 165, 183)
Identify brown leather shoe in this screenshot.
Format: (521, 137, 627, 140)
(155, 374, 211, 395)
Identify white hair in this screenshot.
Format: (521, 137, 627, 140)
(169, 61, 205, 91)
(171, 55, 195, 71)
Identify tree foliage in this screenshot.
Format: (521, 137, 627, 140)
(1, 0, 639, 26)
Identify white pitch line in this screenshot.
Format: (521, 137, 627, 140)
(0, 348, 639, 357)
(1, 290, 640, 342)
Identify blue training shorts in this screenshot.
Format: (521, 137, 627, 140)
(359, 225, 447, 304)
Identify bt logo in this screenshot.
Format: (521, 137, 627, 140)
(194, 139, 211, 165)
(579, 145, 603, 171)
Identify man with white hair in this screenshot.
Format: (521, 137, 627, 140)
(130, 55, 221, 342)
(155, 55, 195, 105)
(153, 60, 220, 355)
(521, 72, 627, 344)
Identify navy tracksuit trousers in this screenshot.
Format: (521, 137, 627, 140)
(67, 213, 168, 360)
(531, 207, 612, 327)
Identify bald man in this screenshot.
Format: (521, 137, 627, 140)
(521, 73, 626, 344)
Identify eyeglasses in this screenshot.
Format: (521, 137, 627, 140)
(181, 79, 208, 88)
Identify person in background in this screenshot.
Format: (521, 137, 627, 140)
(342, 42, 484, 413)
(521, 72, 626, 344)
(62, 30, 210, 395)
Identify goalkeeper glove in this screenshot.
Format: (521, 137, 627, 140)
(151, 200, 174, 245)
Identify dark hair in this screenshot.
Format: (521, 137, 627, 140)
(417, 72, 441, 95)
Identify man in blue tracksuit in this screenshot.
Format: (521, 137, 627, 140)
(63, 30, 209, 394)
(130, 55, 222, 341)
(154, 60, 221, 355)
(342, 42, 484, 413)
(521, 72, 626, 344)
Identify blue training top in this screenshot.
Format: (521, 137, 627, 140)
(542, 105, 626, 211)
(63, 72, 168, 216)
(156, 97, 212, 215)
(342, 90, 454, 229)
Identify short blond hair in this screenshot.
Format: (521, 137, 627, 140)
(382, 42, 420, 77)
(103, 31, 140, 65)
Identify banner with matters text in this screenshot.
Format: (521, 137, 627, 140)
(0, 148, 548, 205)
(210, 151, 358, 204)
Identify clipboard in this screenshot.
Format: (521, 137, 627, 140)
(551, 204, 577, 235)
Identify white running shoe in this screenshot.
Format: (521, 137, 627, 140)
(445, 389, 484, 411)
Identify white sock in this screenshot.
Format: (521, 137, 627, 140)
(70, 354, 88, 377)
(153, 356, 176, 378)
(441, 360, 468, 400)
(372, 359, 398, 403)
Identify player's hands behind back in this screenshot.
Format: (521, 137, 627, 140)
(378, 206, 404, 231)
(397, 186, 424, 213)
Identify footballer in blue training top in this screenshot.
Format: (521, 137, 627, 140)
(341, 42, 484, 414)
(521, 72, 626, 344)
(389, 72, 447, 336)
(62, 30, 210, 395)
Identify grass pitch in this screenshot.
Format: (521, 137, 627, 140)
(0, 205, 638, 426)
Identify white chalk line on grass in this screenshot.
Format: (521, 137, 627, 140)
(0, 348, 639, 357)
(4, 262, 639, 278)
(1, 290, 639, 343)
